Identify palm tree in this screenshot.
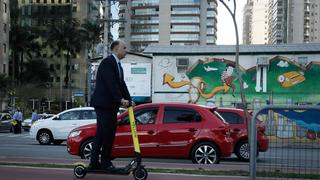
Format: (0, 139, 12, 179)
(46, 18, 87, 88)
(46, 18, 88, 110)
(0, 74, 10, 110)
(21, 60, 50, 84)
(81, 19, 103, 58)
(9, 24, 41, 85)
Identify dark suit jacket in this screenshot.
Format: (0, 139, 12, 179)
(91, 55, 131, 108)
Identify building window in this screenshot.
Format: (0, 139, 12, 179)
(56, 64, 61, 70)
(51, 0, 55, 3)
(3, 23, 6, 33)
(44, 0, 47, 3)
(3, 64, 6, 73)
(3, 2, 7, 13)
(58, 0, 62, 3)
(66, 0, 70, 3)
(3, 44, 6, 54)
(36, 0, 40, 3)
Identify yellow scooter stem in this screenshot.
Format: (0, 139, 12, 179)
(128, 106, 141, 154)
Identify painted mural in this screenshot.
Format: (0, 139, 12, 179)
(162, 56, 320, 105)
(161, 56, 320, 140)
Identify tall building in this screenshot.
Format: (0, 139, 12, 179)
(287, 0, 320, 43)
(0, 0, 9, 75)
(242, 0, 269, 44)
(244, 0, 320, 44)
(13, 0, 101, 107)
(118, 0, 218, 52)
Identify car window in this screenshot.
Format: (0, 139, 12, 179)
(80, 110, 96, 120)
(59, 111, 81, 120)
(163, 107, 201, 124)
(0, 114, 11, 121)
(121, 108, 158, 125)
(218, 111, 243, 124)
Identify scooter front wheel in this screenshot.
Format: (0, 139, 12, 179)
(74, 164, 87, 178)
(133, 167, 148, 180)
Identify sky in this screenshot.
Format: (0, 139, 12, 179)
(111, 0, 247, 45)
(216, 0, 247, 45)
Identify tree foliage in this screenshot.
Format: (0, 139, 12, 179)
(46, 18, 88, 87)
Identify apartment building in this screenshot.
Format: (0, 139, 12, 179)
(242, 0, 269, 44)
(14, 0, 101, 106)
(118, 0, 218, 52)
(0, 0, 9, 75)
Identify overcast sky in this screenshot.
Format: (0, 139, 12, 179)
(216, 0, 246, 45)
(111, 1, 247, 45)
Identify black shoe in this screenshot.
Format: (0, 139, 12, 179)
(87, 163, 101, 171)
(102, 164, 116, 172)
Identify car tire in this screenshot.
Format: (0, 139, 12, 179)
(80, 139, 94, 159)
(191, 142, 220, 164)
(37, 130, 53, 145)
(235, 140, 260, 162)
(53, 140, 64, 145)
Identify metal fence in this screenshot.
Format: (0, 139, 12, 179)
(250, 105, 320, 180)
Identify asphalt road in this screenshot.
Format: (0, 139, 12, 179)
(0, 131, 244, 164)
(0, 131, 319, 169)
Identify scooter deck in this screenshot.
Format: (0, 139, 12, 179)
(86, 168, 130, 175)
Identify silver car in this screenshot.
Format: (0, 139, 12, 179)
(0, 113, 13, 132)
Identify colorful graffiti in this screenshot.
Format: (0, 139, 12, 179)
(161, 56, 320, 140)
(161, 56, 320, 104)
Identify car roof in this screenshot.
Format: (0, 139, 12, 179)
(58, 107, 94, 114)
(216, 107, 245, 113)
(137, 102, 217, 110)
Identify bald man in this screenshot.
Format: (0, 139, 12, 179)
(90, 40, 132, 171)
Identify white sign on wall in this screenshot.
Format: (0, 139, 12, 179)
(122, 63, 152, 97)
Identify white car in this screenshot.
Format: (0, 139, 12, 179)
(30, 107, 96, 145)
(22, 113, 55, 131)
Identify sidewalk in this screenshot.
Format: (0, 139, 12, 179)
(0, 156, 249, 179)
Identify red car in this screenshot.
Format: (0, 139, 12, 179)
(67, 103, 234, 164)
(216, 108, 269, 161)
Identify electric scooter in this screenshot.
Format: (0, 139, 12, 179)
(73, 103, 148, 180)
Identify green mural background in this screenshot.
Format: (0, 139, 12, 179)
(186, 56, 320, 106)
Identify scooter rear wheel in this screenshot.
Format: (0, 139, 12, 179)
(133, 167, 148, 180)
(74, 164, 87, 178)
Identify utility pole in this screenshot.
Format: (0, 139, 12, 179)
(103, 0, 110, 58)
(103, 0, 126, 57)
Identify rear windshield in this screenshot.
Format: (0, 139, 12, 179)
(209, 109, 228, 124)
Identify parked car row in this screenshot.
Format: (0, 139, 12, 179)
(28, 103, 269, 164)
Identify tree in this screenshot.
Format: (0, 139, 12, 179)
(9, 24, 41, 84)
(46, 18, 87, 88)
(81, 19, 103, 58)
(0, 74, 10, 110)
(21, 60, 50, 84)
(218, 0, 250, 139)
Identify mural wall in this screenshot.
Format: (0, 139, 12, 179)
(159, 55, 320, 141)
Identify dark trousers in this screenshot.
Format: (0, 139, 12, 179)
(90, 106, 118, 168)
(13, 121, 22, 134)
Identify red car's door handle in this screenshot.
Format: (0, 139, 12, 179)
(147, 130, 155, 135)
(188, 128, 198, 132)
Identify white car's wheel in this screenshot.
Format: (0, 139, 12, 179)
(37, 130, 52, 145)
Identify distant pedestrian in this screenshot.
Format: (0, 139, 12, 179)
(31, 109, 38, 124)
(12, 108, 23, 134)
